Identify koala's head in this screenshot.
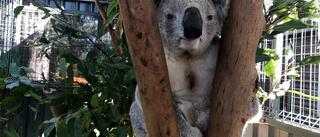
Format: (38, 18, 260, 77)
(154, 0, 228, 55)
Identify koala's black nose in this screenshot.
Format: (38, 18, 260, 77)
(183, 7, 203, 39)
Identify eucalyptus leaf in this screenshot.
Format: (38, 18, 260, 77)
(67, 117, 82, 137)
(264, 60, 275, 77)
(90, 94, 99, 107)
(97, 11, 120, 40)
(298, 55, 320, 66)
(60, 58, 66, 79)
(6, 81, 20, 89)
(12, 50, 20, 66)
(14, 6, 24, 18)
(5, 99, 22, 114)
(43, 124, 56, 137)
(285, 42, 294, 60)
(286, 69, 300, 78)
(57, 121, 68, 137)
(0, 51, 8, 68)
(107, 0, 118, 17)
(92, 111, 108, 136)
(279, 80, 291, 91)
(272, 19, 313, 35)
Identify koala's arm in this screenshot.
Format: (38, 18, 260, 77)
(130, 87, 148, 137)
(130, 87, 204, 137)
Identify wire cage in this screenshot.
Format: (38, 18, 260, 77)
(0, 0, 113, 82)
(259, 20, 320, 133)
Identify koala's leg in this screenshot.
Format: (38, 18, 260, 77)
(173, 98, 203, 137)
(242, 97, 262, 137)
(175, 109, 203, 137)
(130, 101, 148, 137)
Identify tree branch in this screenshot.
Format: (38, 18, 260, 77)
(94, 0, 123, 56)
(207, 0, 265, 136)
(118, 0, 180, 136)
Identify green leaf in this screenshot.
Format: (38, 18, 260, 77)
(57, 121, 68, 137)
(279, 80, 291, 91)
(0, 72, 8, 88)
(107, 0, 118, 17)
(39, 117, 61, 129)
(119, 126, 127, 137)
(13, 115, 23, 134)
(272, 19, 313, 34)
(97, 11, 120, 39)
(46, 92, 61, 99)
(272, 53, 280, 61)
(286, 69, 300, 78)
(92, 111, 108, 136)
(43, 124, 56, 137)
(67, 64, 74, 87)
(21, 67, 35, 73)
(0, 95, 20, 106)
(86, 51, 97, 60)
(28, 90, 42, 101)
(285, 42, 294, 60)
(298, 55, 320, 66)
(20, 77, 45, 89)
(264, 60, 275, 77)
(106, 106, 119, 122)
(6, 81, 20, 89)
(56, 47, 66, 57)
(270, 0, 296, 10)
(14, 6, 24, 18)
(0, 52, 8, 68)
(67, 117, 82, 137)
(2, 129, 19, 137)
(256, 47, 273, 63)
(60, 58, 66, 79)
(65, 53, 80, 64)
(124, 68, 136, 83)
(12, 49, 20, 66)
(9, 63, 23, 78)
(90, 94, 99, 107)
(30, 104, 39, 120)
(5, 99, 22, 114)
(108, 63, 131, 70)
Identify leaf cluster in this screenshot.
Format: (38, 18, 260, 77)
(257, 0, 320, 105)
(2, 0, 136, 137)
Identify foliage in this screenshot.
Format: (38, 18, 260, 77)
(257, 0, 320, 104)
(2, 0, 320, 136)
(1, 0, 136, 137)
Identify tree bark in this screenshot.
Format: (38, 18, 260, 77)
(206, 0, 265, 137)
(118, 0, 180, 137)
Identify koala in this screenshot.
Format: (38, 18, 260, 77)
(129, 0, 261, 137)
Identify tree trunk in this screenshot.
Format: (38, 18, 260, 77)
(118, 0, 180, 137)
(206, 0, 265, 137)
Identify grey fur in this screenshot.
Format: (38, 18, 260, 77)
(129, 0, 261, 136)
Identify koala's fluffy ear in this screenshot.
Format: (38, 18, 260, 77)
(213, 0, 229, 22)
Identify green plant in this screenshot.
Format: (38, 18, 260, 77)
(2, 0, 320, 137)
(1, 0, 136, 137)
(256, 0, 320, 104)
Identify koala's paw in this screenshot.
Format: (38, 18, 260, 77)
(130, 101, 148, 137)
(178, 125, 203, 137)
(248, 97, 262, 123)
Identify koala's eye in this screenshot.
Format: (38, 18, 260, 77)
(207, 15, 213, 21)
(167, 14, 176, 20)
